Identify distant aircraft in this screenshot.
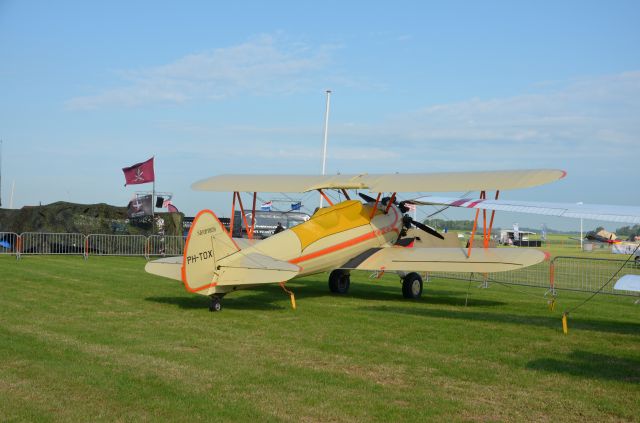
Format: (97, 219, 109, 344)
(145, 170, 563, 311)
(583, 230, 621, 245)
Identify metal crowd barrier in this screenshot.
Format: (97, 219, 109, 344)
(5, 232, 640, 297)
(550, 256, 640, 296)
(147, 235, 185, 257)
(429, 254, 640, 297)
(86, 234, 148, 257)
(0, 232, 19, 256)
(428, 259, 551, 291)
(20, 232, 85, 256)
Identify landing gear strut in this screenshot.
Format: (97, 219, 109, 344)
(209, 294, 225, 312)
(329, 269, 351, 294)
(401, 272, 423, 299)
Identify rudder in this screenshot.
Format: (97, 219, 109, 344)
(182, 209, 240, 293)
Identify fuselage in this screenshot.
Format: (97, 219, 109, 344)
(238, 200, 403, 277)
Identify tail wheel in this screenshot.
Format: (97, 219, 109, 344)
(329, 270, 351, 294)
(209, 295, 223, 312)
(402, 272, 423, 299)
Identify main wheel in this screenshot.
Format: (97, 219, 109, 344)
(402, 272, 423, 299)
(328, 270, 351, 294)
(209, 296, 222, 312)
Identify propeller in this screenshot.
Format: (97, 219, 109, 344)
(359, 193, 444, 240)
(358, 192, 377, 203)
(404, 215, 445, 240)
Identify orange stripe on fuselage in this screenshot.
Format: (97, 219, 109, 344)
(289, 206, 400, 265)
(289, 230, 378, 264)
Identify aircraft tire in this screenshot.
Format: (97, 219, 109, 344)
(402, 272, 423, 299)
(329, 270, 350, 294)
(209, 296, 222, 312)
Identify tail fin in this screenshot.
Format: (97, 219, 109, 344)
(181, 209, 240, 293)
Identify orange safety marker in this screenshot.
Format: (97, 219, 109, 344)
(279, 282, 297, 310)
(562, 313, 568, 335)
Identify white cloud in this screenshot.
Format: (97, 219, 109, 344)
(66, 34, 334, 109)
(328, 71, 640, 168)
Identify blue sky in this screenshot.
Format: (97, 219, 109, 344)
(1, 1, 639, 231)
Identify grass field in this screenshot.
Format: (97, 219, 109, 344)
(1, 256, 639, 422)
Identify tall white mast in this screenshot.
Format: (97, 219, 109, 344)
(320, 90, 332, 208)
(0, 139, 3, 208)
(10, 180, 15, 209)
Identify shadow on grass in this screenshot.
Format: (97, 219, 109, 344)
(146, 280, 506, 312)
(278, 279, 507, 307)
(361, 305, 640, 335)
(527, 350, 640, 383)
(145, 295, 284, 311)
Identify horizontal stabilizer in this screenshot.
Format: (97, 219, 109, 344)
(340, 247, 545, 273)
(145, 256, 183, 281)
(411, 197, 640, 224)
(215, 252, 300, 286)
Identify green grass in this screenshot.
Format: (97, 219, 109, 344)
(1, 256, 639, 422)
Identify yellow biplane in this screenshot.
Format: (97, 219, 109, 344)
(146, 169, 565, 311)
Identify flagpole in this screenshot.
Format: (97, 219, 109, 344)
(320, 90, 331, 208)
(149, 155, 155, 235)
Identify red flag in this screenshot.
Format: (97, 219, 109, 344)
(122, 157, 155, 186)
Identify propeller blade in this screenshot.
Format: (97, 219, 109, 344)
(358, 193, 377, 203)
(411, 219, 445, 240)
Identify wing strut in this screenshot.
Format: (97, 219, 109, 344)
(467, 190, 499, 257)
(318, 189, 334, 206)
(370, 193, 382, 219)
(485, 190, 500, 248)
(384, 192, 397, 213)
(250, 192, 257, 238)
(235, 192, 252, 240)
(467, 191, 483, 257)
(230, 192, 237, 238)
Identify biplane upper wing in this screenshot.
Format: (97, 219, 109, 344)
(191, 169, 565, 193)
(339, 247, 546, 273)
(411, 197, 640, 224)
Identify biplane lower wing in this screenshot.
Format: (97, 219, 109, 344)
(339, 247, 546, 273)
(411, 197, 640, 224)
